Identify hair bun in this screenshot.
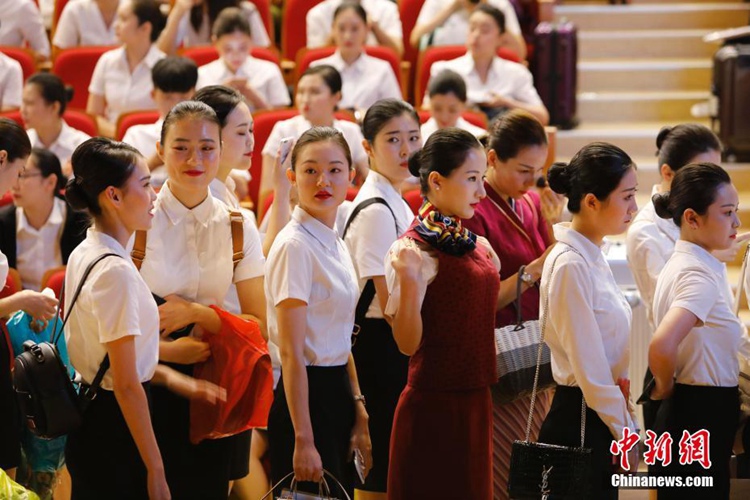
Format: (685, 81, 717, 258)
(546, 162, 571, 195)
(64, 85, 75, 104)
(64, 177, 89, 212)
(656, 126, 673, 151)
(652, 192, 673, 220)
(408, 150, 422, 178)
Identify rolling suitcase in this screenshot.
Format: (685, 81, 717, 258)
(712, 43, 750, 162)
(533, 21, 578, 129)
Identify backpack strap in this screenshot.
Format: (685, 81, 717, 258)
(130, 230, 147, 271)
(229, 210, 244, 271)
(342, 197, 399, 326)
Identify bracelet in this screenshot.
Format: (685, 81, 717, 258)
(353, 394, 366, 406)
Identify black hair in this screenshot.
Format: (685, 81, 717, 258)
(547, 142, 635, 213)
(212, 6, 252, 38)
(26, 73, 74, 117)
(652, 162, 731, 227)
(409, 128, 482, 194)
(333, 1, 367, 25)
(152, 57, 198, 93)
(656, 123, 721, 172)
(132, 0, 167, 42)
(488, 109, 547, 161)
(192, 85, 244, 128)
(472, 4, 505, 34)
(362, 98, 420, 143)
(0, 118, 32, 162)
(427, 69, 467, 102)
(300, 65, 342, 95)
(291, 127, 353, 171)
(29, 148, 67, 192)
(160, 100, 222, 145)
(66, 138, 141, 216)
(190, 0, 239, 35)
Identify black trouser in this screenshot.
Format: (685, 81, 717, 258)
(269, 365, 355, 498)
(65, 383, 151, 500)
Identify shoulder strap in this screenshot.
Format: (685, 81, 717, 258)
(342, 197, 399, 240)
(343, 198, 399, 323)
(51, 253, 121, 397)
(229, 210, 244, 271)
(131, 230, 147, 271)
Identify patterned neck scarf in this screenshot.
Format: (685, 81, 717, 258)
(413, 200, 477, 256)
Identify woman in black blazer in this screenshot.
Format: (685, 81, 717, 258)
(0, 147, 87, 290)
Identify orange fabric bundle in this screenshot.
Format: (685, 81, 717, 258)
(190, 306, 274, 444)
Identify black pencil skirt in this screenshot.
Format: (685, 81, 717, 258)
(65, 383, 151, 500)
(268, 365, 355, 499)
(652, 383, 739, 500)
(538, 385, 619, 500)
(351, 317, 408, 492)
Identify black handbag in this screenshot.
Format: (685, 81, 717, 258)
(13, 253, 119, 439)
(508, 245, 593, 499)
(493, 264, 555, 404)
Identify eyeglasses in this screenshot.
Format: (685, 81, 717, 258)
(18, 172, 43, 180)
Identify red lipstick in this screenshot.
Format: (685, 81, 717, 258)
(315, 190, 332, 200)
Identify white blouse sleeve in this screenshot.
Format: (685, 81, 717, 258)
(20, 1, 50, 57)
(262, 65, 292, 108)
(243, 2, 271, 47)
(379, 63, 402, 100)
(262, 120, 286, 158)
(2, 61, 23, 109)
(266, 237, 314, 306)
(383, 239, 438, 320)
(233, 212, 266, 283)
(305, 6, 328, 49)
(51, 3, 79, 48)
(547, 256, 636, 439)
(670, 267, 717, 326)
(88, 52, 108, 96)
(89, 260, 146, 343)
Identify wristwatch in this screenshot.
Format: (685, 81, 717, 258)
(519, 266, 535, 286)
(354, 394, 366, 406)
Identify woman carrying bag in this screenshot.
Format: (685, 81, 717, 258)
(536, 142, 640, 499)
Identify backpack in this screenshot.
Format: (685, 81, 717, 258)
(13, 253, 119, 439)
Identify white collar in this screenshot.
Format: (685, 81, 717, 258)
(17, 198, 65, 234)
(331, 50, 367, 73)
(292, 206, 340, 253)
(87, 226, 130, 259)
(673, 239, 725, 275)
(553, 222, 606, 266)
(158, 182, 215, 227)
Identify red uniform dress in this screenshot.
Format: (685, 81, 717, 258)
(387, 222, 500, 500)
(462, 185, 554, 500)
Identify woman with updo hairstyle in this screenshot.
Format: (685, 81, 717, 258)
(385, 128, 500, 499)
(0, 117, 48, 479)
(62, 137, 221, 499)
(21, 73, 91, 173)
(626, 124, 731, 435)
(265, 127, 372, 499)
(538, 142, 640, 499)
(134, 100, 267, 499)
(648, 163, 749, 499)
(0, 148, 88, 292)
(461, 109, 564, 499)
(341, 98, 421, 499)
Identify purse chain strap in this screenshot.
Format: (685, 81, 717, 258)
(524, 243, 587, 448)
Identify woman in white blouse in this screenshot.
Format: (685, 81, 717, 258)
(0, 53, 23, 112)
(265, 127, 372, 498)
(0, 0, 50, 61)
(22, 73, 91, 175)
(62, 137, 221, 499)
(0, 118, 56, 479)
(157, 0, 270, 55)
(311, 2, 401, 114)
(648, 163, 749, 499)
(539, 142, 639, 499)
(625, 124, 725, 434)
(259, 65, 368, 221)
(52, 0, 119, 52)
(426, 4, 547, 124)
(137, 100, 267, 499)
(87, 0, 167, 138)
(342, 99, 421, 500)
